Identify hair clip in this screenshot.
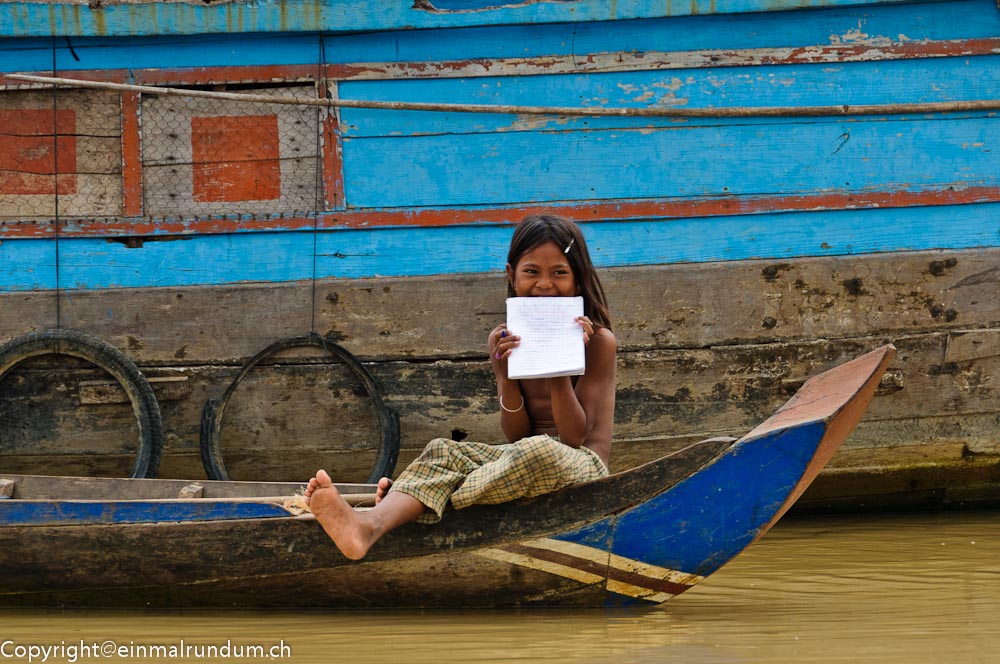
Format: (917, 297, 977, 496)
(564, 238, 575, 254)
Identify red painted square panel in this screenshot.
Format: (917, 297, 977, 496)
(0, 109, 78, 195)
(192, 115, 281, 202)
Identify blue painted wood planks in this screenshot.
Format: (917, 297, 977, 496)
(2, 202, 998, 290)
(4, 2, 999, 70)
(0, 499, 293, 526)
(339, 112, 1000, 206)
(551, 422, 828, 606)
(0, 0, 920, 38)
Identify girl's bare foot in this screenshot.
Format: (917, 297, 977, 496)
(304, 469, 376, 560)
(375, 477, 393, 504)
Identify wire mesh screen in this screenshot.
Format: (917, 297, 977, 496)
(0, 84, 324, 221)
(140, 85, 322, 217)
(0, 88, 122, 220)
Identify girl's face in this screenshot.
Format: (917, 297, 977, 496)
(507, 241, 580, 298)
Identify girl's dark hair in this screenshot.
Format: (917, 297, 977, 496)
(506, 214, 612, 330)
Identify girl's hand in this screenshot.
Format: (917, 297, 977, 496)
(576, 316, 595, 346)
(489, 325, 520, 363)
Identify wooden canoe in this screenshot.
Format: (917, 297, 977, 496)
(0, 345, 893, 609)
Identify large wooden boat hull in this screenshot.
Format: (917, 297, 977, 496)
(1, 0, 998, 508)
(0, 347, 893, 608)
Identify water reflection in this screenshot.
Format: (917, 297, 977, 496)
(4, 511, 1000, 663)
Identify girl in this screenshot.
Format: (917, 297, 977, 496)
(304, 214, 617, 560)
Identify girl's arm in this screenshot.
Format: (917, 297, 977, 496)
(549, 327, 617, 447)
(489, 325, 532, 442)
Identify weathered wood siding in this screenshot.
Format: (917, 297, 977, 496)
(0, 0, 998, 506)
(1, 249, 998, 490)
(0, 0, 921, 38)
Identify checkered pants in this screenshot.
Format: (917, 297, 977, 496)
(390, 434, 608, 524)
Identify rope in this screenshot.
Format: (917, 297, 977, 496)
(48, 44, 61, 329)
(8, 73, 1000, 118)
(310, 38, 326, 335)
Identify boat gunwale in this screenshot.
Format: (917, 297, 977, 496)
(0, 437, 735, 520)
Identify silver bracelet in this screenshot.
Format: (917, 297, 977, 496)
(499, 392, 524, 413)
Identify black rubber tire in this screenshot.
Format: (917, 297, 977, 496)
(0, 328, 164, 478)
(200, 333, 400, 483)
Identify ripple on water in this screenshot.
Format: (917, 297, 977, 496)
(4, 510, 1000, 663)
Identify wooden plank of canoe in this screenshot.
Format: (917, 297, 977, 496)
(0, 473, 372, 500)
(0, 89, 121, 219)
(1, 246, 996, 363)
(0, 553, 607, 609)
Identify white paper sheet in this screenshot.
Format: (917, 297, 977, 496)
(505, 297, 585, 379)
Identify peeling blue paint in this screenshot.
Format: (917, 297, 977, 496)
(341, 112, 1000, 208)
(0, 499, 292, 525)
(2, 202, 998, 291)
(0, 0, 919, 38)
(4, 3, 998, 72)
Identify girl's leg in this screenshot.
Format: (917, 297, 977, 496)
(305, 469, 426, 560)
(306, 438, 505, 557)
(388, 438, 501, 523)
(451, 435, 606, 509)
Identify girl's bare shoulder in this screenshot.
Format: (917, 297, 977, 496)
(592, 327, 618, 350)
(587, 327, 618, 365)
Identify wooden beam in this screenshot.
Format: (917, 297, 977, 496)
(2, 246, 990, 363)
(5, 38, 1000, 88)
(319, 79, 345, 211)
(10, 74, 1000, 119)
(120, 91, 143, 217)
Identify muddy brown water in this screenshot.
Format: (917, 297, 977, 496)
(4, 510, 1000, 663)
